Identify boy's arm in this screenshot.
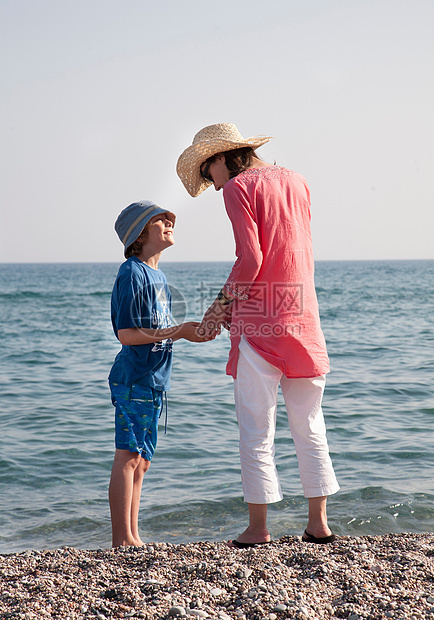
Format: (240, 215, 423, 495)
(118, 322, 211, 345)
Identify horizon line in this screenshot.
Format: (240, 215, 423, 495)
(1, 258, 433, 265)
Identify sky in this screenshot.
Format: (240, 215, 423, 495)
(1, 0, 433, 263)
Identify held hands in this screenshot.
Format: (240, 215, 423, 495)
(176, 290, 234, 342)
(177, 321, 213, 342)
(198, 299, 233, 339)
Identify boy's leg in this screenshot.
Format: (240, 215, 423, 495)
(109, 448, 147, 547)
(130, 457, 150, 545)
(109, 383, 162, 547)
(126, 387, 162, 544)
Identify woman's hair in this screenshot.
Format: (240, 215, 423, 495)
(207, 147, 259, 179)
(125, 223, 150, 259)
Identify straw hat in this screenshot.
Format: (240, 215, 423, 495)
(176, 123, 272, 197)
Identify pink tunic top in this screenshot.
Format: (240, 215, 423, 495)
(222, 166, 330, 379)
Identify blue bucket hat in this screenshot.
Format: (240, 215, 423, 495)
(115, 200, 176, 257)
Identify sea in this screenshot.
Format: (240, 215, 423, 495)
(0, 260, 433, 554)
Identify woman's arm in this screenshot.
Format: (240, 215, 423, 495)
(222, 180, 263, 299)
(198, 180, 262, 339)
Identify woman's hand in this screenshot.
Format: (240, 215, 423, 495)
(198, 299, 232, 339)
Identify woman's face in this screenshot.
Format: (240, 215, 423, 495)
(201, 155, 230, 191)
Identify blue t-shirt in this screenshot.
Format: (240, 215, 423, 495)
(108, 256, 173, 391)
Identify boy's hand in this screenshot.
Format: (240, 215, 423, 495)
(177, 321, 213, 342)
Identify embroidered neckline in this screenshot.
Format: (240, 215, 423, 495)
(238, 166, 295, 181)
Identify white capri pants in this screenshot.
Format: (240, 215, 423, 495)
(234, 336, 340, 504)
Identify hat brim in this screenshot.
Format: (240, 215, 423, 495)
(176, 135, 272, 197)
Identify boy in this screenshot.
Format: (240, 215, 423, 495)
(108, 200, 208, 547)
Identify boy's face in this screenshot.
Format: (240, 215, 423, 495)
(145, 213, 175, 251)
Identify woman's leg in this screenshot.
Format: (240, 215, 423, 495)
(306, 496, 331, 538)
(109, 448, 146, 547)
(231, 337, 282, 544)
(280, 375, 339, 538)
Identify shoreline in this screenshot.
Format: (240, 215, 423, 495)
(1, 533, 433, 619)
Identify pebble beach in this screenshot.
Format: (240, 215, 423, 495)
(1, 534, 433, 619)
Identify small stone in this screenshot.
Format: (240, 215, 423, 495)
(169, 606, 187, 617)
(103, 589, 117, 600)
(186, 610, 208, 618)
(273, 604, 287, 612)
(210, 588, 223, 596)
(269, 615, 277, 620)
(299, 607, 309, 617)
(348, 615, 360, 620)
(236, 567, 253, 578)
(428, 596, 434, 604)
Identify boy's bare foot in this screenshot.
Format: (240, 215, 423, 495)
(112, 537, 144, 548)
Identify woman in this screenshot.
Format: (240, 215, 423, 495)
(177, 123, 339, 547)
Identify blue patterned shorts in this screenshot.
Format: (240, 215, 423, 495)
(109, 382, 163, 461)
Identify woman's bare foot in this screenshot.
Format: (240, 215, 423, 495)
(227, 525, 271, 548)
(304, 524, 333, 539)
